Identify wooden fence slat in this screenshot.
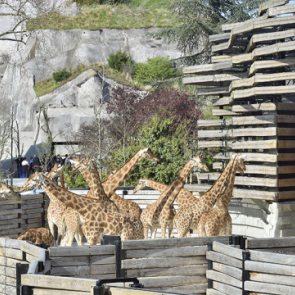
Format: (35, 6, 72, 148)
(90, 264, 116, 275)
(247, 237, 295, 249)
(126, 246, 206, 259)
(213, 281, 242, 295)
(49, 245, 115, 257)
(90, 255, 115, 265)
(122, 256, 207, 269)
(33, 289, 89, 295)
(0, 282, 16, 295)
(0, 266, 15, 277)
(50, 256, 89, 267)
(250, 272, 295, 287)
(150, 283, 207, 294)
(122, 236, 230, 250)
(245, 261, 295, 276)
(127, 265, 207, 278)
(213, 262, 243, 280)
(212, 242, 243, 260)
(207, 270, 243, 288)
(0, 248, 23, 260)
(250, 250, 295, 266)
(206, 251, 243, 269)
(207, 289, 227, 295)
(245, 280, 295, 295)
(20, 242, 46, 261)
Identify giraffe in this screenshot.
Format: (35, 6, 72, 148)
(140, 156, 209, 239)
(174, 156, 235, 238)
(20, 171, 67, 244)
(197, 154, 246, 236)
(32, 173, 136, 244)
(16, 227, 54, 246)
(0, 183, 21, 200)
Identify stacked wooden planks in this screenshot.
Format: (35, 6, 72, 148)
(0, 193, 49, 238)
(206, 242, 244, 295)
(121, 236, 230, 295)
(49, 245, 116, 279)
(183, 0, 295, 201)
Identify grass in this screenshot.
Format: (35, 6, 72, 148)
(34, 62, 146, 97)
(28, 1, 178, 31)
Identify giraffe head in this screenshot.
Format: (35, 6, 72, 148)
(191, 155, 210, 172)
(71, 158, 89, 171)
(139, 147, 160, 162)
(0, 183, 21, 201)
(236, 153, 246, 175)
(47, 164, 64, 179)
(132, 179, 148, 194)
(20, 172, 44, 192)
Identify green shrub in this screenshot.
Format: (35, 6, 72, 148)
(108, 50, 132, 72)
(132, 56, 177, 83)
(75, 0, 129, 5)
(52, 69, 72, 83)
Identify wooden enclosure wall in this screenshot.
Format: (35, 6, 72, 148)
(0, 193, 49, 238)
(183, 0, 295, 201)
(49, 245, 116, 279)
(121, 236, 231, 294)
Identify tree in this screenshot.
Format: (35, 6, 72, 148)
(156, 0, 264, 65)
(0, 0, 49, 44)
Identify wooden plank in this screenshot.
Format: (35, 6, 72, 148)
(247, 237, 295, 249)
(0, 248, 23, 260)
(0, 283, 16, 295)
(213, 163, 278, 175)
(207, 270, 242, 288)
(245, 281, 295, 295)
(0, 266, 15, 277)
(21, 242, 45, 261)
(213, 262, 242, 281)
(212, 109, 239, 116)
(90, 264, 116, 275)
(0, 256, 25, 268)
(250, 249, 295, 266)
(258, 0, 289, 15)
(137, 275, 207, 288)
(245, 260, 295, 276)
(182, 61, 233, 75)
(213, 96, 234, 106)
(21, 194, 43, 201)
(21, 274, 97, 292)
(199, 139, 279, 149)
(122, 256, 207, 269)
(126, 264, 207, 278)
(232, 103, 277, 113)
(183, 73, 246, 85)
(90, 255, 115, 265)
(33, 289, 88, 295)
(121, 236, 229, 250)
(0, 275, 16, 286)
(206, 251, 242, 268)
(213, 281, 242, 295)
(27, 260, 39, 274)
(106, 287, 189, 295)
(149, 283, 207, 294)
(207, 289, 226, 295)
(212, 242, 243, 260)
(250, 272, 295, 287)
(209, 33, 231, 42)
(49, 245, 115, 257)
(126, 246, 206, 259)
(50, 256, 89, 267)
(278, 191, 295, 200)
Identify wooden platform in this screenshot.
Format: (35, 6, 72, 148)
(183, 0, 295, 201)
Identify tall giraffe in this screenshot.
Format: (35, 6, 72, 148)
(33, 173, 135, 244)
(140, 156, 209, 239)
(174, 157, 235, 238)
(0, 183, 21, 200)
(197, 154, 246, 236)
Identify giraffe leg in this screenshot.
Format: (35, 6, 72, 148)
(143, 225, 149, 240)
(168, 221, 174, 238)
(151, 227, 157, 239)
(48, 220, 55, 240)
(76, 225, 84, 246)
(161, 223, 167, 239)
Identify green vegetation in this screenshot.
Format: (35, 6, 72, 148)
(53, 69, 72, 83)
(132, 56, 177, 83)
(108, 50, 132, 72)
(28, 1, 177, 31)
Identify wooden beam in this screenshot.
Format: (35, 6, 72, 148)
(198, 139, 278, 149)
(213, 281, 242, 295)
(213, 262, 243, 281)
(245, 281, 295, 295)
(212, 242, 243, 260)
(207, 270, 242, 288)
(247, 236, 295, 249)
(206, 251, 242, 268)
(259, 0, 289, 15)
(183, 61, 233, 75)
(49, 245, 115, 257)
(250, 249, 295, 265)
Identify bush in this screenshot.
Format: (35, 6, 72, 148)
(132, 56, 177, 83)
(52, 69, 72, 83)
(75, 0, 129, 5)
(108, 50, 132, 72)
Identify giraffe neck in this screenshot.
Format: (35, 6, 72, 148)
(60, 172, 65, 189)
(216, 157, 238, 210)
(39, 176, 101, 216)
(103, 150, 142, 197)
(160, 160, 194, 208)
(146, 179, 168, 193)
(79, 168, 94, 191)
(199, 158, 235, 210)
(89, 164, 107, 200)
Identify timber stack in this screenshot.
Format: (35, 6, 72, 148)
(183, 0, 295, 202)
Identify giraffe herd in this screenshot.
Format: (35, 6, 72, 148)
(0, 148, 246, 246)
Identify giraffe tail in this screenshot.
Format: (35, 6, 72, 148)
(57, 215, 67, 246)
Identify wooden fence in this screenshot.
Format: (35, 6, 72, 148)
(0, 193, 49, 238)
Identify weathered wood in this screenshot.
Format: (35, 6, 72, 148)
(259, 0, 289, 15)
(0, 282, 16, 295)
(212, 109, 239, 116)
(245, 281, 295, 295)
(0, 266, 15, 277)
(213, 281, 242, 295)
(90, 255, 115, 265)
(126, 264, 207, 278)
(33, 289, 88, 295)
(206, 289, 227, 295)
(50, 256, 89, 267)
(0, 248, 23, 260)
(126, 246, 206, 259)
(213, 262, 242, 281)
(0, 239, 21, 249)
(247, 237, 295, 249)
(49, 245, 115, 257)
(90, 264, 116, 275)
(182, 61, 233, 75)
(206, 251, 243, 268)
(207, 270, 242, 288)
(0, 256, 26, 268)
(250, 250, 295, 266)
(21, 274, 97, 292)
(21, 242, 45, 262)
(122, 256, 207, 269)
(213, 163, 278, 175)
(212, 242, 243, 260)
(250, 272, 295, 287)
(209, 33, 231, 42)
(232, 102, 295, 113)
(150, 283, 207, 294)
(0, 275, 16, 286)
(27, 260, 39, 274)
(106, 287, 186, 295)
(121, 236, 229, 250)
(138, 275, 207, 288)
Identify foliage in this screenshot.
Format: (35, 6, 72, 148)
(132, 56, 177, 83)
(28, 3, 178, 31)
(108, 50, 132, 72)
(107, 116, 188, 185)
(76, 0, 129, 5)
(155, 0, 264, 65)
(52, 69, 72, 83)
(63, 166, 88, 188)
